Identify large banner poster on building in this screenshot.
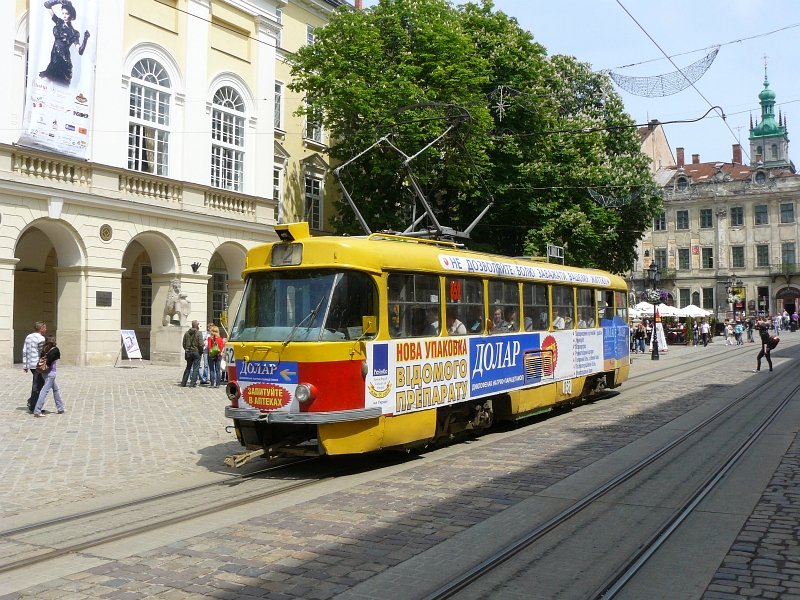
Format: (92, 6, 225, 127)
(18, 0, 98, 159)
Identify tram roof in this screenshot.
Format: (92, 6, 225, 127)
(246, 225, 627, 289)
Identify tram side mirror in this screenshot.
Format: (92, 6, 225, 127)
(362, 316, 377, 335)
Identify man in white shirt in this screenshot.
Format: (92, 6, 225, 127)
(23, 321, 46, 413)
(700, 320, 710, 346)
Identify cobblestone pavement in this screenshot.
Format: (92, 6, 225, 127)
(704, 430, 800, 600)
(1, 336, 798, 599)
(0, 363, 239, 519)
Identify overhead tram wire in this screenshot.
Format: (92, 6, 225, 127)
(612, 21, 800, 70)
(615, 0, 748, 162)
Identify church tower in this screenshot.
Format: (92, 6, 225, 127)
(749, 68, 790, 167)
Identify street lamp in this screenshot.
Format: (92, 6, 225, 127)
(648, 262, 660, 360)
(725, 273, 744, 319)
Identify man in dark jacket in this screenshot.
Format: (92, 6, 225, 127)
(181, 320, 204, 387)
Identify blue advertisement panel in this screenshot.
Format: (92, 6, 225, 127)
(236, 361, 299, 384)
(601, 317, 630, 361)
(469, 333, 540, 398)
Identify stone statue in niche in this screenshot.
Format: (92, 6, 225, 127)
(163, 279, 191, 326)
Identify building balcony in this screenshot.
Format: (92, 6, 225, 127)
(770, 262, 800, 283)
(631, 267, 677, 284)
(2, 143, 275, 225)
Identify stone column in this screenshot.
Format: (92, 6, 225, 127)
(83, 267, 126, 365)
(0, 258, 19, 365)
(53, 266, 87, 366)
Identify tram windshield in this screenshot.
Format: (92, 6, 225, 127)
(229, 269, 378, 342)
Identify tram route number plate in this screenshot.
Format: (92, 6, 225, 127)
(562, 379, 572, 395)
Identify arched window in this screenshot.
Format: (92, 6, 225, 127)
(771, 144, 778, 160)
(677, 176, 688, 192)
(211, 86, 245, 191)
(128, 58, 171, 175)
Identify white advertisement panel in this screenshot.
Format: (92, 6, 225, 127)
(121, 330, 142, 359)
(18, 0, 98, 159)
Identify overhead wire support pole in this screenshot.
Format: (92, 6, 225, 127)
(332, 136, 394, 236)
(383, 132, 454, 237)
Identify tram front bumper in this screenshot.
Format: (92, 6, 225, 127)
(225, 406, 383, 424)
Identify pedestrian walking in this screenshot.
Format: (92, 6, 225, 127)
(22, 321, 47, 413)
(700, 320, 710, 347)
(725, 321, 733, 345)
(755, 319, 774, 373)
(207, 324, 224, 388)
(746, 318, 755, 343)
(634, 322, 646, 353)
(734, 321, 744, 346)
(33, 336, 65, 417)
(181, 320, 204, 387)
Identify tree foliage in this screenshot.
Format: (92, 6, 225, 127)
(289, 0, 661, 273)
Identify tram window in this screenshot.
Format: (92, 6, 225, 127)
(552, 285, 575, 330)
(388, 273, 440, 338)
(523, 283, 549, 331)
(577, 288, 596, 328)
(601, 290, 615, 320)
(614, 290, 627, 320)
(325, 272, 379, 340)
(488, 280, 519, 334)
(228, 270, 377, 342)
(445, 277, 483, 335)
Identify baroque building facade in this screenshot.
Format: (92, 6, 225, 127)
(0, 0, 342, 366)
(633, 74, 800, 322)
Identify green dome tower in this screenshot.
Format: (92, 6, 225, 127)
(749, 67, 789, 167)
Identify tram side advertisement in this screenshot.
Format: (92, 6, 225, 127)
(236, 360, 299, 411)
(366, 329, 610, 416)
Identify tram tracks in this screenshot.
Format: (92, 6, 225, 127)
(0, 458, 329, 576)
(423, 356, 797, 599)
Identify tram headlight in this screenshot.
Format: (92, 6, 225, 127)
(295, 383, 317, 405)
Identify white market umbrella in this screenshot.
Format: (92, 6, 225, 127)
(629, 307, 644, 320)
(681, 304, 711, 318)
(634, 301, 655, 312)
(657, 303, 685, 317)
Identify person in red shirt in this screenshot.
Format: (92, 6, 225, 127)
(207, 324, 225, 388)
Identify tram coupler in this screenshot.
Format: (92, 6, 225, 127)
(224, 448, 265, 468)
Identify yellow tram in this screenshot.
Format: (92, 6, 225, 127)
(223, 222, 630, 465)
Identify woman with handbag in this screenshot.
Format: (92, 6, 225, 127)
(754, 319, 774, 373)
(207, 324, 225, 388)
(33, 336, 65, 417)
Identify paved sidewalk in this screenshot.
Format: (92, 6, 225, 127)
(0, 362, 240, 520)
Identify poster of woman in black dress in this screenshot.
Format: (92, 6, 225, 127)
(38, 0, 90, 87)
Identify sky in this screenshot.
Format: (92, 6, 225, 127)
(358, 1, 800, 166)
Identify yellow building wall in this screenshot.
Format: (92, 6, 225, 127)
(124, 0, 186, 68)
(277, 1, 340, 231)
(209, 0, 255, 78)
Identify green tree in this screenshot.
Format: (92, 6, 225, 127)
(290, 0, 661, 273)
(519, 54, 661, 273)
(290, 0, 493, 235)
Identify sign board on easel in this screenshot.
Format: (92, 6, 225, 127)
(115, 330, 143, 367)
